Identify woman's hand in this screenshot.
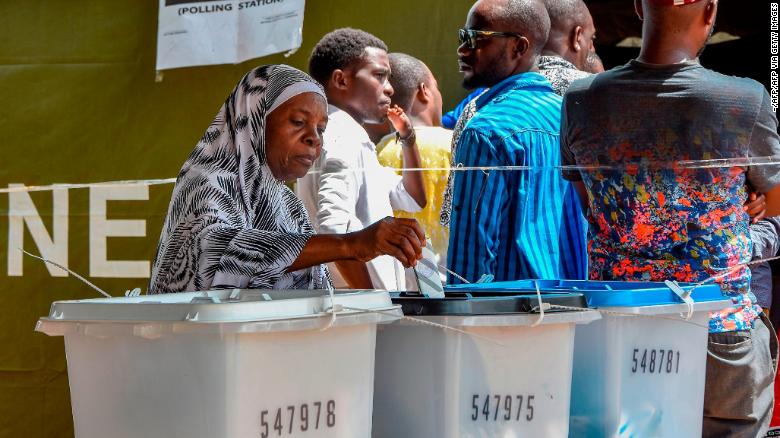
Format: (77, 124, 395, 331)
(345, 217, 426, 268)
(386, 105, 413, 139)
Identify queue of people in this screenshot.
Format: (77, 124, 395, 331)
(148, 0, 780, 435)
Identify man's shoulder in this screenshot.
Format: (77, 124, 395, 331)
(539, 56, 591, 95)
(563, 63, 635, 99)
(683, 67, 766, 102)
(467, 88, 562, 137)
(323, 107, 372, 154)
(697, 66, 762, 87)
(326, 107, 365, 135)
(415, 126, 454, 146)
(564, 73, 598, 97)
(376, 133, 400, 162)
(568, 63, 763, 97)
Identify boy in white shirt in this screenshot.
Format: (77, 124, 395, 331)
(297, 28, 427, 289)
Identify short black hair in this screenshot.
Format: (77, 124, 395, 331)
(493, 0, 551, 55)
(308, 28, 388, 85)
(388, 53, 429, 112)
(542, 0, 589, 34)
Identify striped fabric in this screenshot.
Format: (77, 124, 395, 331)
(446, 72, 587, 284)
(149, 65, 331, 293)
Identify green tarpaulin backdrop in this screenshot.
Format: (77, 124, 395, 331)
(0, 1, 474, 436)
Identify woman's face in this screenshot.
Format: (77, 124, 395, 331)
(265, 92, 328, 181)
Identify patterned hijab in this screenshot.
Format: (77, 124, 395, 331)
(149, 64, 330, 293)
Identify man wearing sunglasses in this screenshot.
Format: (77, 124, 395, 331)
(439, 0, 601, 231)
(446, 0, 587, 284)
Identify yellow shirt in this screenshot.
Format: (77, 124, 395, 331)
(377, 126, 453, 265)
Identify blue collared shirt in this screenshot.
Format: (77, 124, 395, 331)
(446, 72, 587, 284)
(442, 88, 486, 129)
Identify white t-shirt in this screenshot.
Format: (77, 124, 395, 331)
(296, 105, 422, 290)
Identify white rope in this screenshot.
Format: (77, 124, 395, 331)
(689, 254, 780, 292)
(531, 280, 550, 327)
(319, 280, 342, 332)
(0, 178, 177, 193)
(19, 248, 112, 298)
(547, 303, 710, 329)
(3, 155, 780, 193)
(665, 280, 694, 321)
(438, 263, 470, 284)
(339, 305, 506, 346)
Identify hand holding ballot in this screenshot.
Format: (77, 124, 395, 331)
(345, 217, 426, 269)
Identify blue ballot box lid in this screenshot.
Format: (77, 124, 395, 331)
(390, 290, 588, 316)
(444, 280, 724, 308)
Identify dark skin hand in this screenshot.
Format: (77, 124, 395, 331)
(332, 217, 427, 289)
(324, 106, 427, 289)
(387, 104, 427, 208)
(745, 192, 767, 223)
(348, 217, 426, 267)
(286, 216, 426, 276)
(264, 92, 427, 287)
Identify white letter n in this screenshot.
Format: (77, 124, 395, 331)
(7, 184, 69, 276)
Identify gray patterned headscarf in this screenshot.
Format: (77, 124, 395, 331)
(149, 64, 330, 293)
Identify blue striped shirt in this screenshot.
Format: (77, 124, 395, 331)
(446, 72, 587, 284)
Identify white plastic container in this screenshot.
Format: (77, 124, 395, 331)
(36, 289, 401, 438)
(567, 283, 731, 437)
(372, 292, 600, 437)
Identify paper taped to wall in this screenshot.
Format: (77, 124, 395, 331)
(156, 0, 306, 70)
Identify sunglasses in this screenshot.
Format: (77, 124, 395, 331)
(458, 28, 523, 50)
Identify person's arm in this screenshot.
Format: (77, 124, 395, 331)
(745, 192, 767, 223)
(332, 260, 373, 288)
(766, 185, 780, 218)
(285, 234, 373, 288)
(316, 156, 359, 232)
(572, 180, 588, 214)
(442, 88, 487, 129)
(750, 217, 780, 261)
(387, 105, 426, 208)
(559, 92, 585, 190)
(314, 149, 374, 286)
(287, 217, 426, 272)
(746, 89, 780, 216)
(448, 129, 506, 282)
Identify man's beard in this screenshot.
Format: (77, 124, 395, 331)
(462, 49, 511, 89)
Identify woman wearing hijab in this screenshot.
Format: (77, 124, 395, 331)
(149, 64, 425, 293)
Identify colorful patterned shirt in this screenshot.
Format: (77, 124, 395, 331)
(562, 60, 780, 332)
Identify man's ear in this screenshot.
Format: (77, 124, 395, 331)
(417, 82, 431, 104)
(704, 0, 718, 26)
(330, 69, 349, 91)
(634, 0, 644, 20)
(514, 36, 530, 58)
(571, 25, 584, 52)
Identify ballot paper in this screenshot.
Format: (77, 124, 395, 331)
(156, 0, 306, 71)
(414, 243, 445, 298)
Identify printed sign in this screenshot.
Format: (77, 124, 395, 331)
(156, 0, 306, 70)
